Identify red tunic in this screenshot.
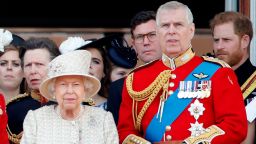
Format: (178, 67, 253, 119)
(0, 94, 9, 144)
(118, 56, 247, 144)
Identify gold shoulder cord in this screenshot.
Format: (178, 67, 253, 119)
(6, 93, 28, 105)
(7, 127, 22, 144)
(202, 56, 230, 68)
(126, 70, 172, 131)
(241, 70, 256, 100)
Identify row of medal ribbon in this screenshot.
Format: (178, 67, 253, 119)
(177, 80, 211, 99)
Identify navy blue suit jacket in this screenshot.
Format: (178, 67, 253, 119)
(107, 78, 125, 125)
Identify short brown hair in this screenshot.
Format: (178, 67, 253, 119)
(210, 11, 253, 41)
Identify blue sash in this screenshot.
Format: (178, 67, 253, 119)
(145, 61, 220, 142)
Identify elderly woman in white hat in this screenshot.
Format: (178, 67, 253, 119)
(20, 50, 118, 144)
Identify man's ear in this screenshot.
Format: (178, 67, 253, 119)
(131, 38, 138, 53)
(241, 34, 250, 50)
(189, 23, 195, 40)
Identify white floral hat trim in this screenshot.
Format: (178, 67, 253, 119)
(59, 37, 92, 54)
(0, 29, 13, 52)
(39, 50, 101, 101)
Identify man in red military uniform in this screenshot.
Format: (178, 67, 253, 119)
(0, 94, 9, 144)
(118, 1, 247, 144)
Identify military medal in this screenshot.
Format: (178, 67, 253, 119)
(192, 81, 198, 98)
(201, 81, 207, 98)
(178, 91, 184, 98)
(195, 81, 202, 98)
(205, 80, 211, 98)
(200, 80, 211, 98)
(179, 80, 212, 99)
(192, 71, 212, 99)
(178, 81, 185, 98)
(184, 81, 192, 98)
(188, 121, 205, 137)
(194, 80, 210, 99)
(188, 99, 206, 137)
(188, 99, 205, 120)
(0, 107, 3, 115)
(183, 81, 188, 98)
(186, 81, 193, 98)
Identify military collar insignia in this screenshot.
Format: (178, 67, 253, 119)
(6, 93, 29, 106)
(162, 47, 195, 70)
(193, 73, 208, 79)
(31, 90, 41, 101)
(31, 90, 48, 104)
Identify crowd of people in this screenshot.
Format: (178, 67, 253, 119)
(0, 1, 255, 144)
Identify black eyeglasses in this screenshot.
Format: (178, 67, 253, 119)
(134, 32, 157, 44)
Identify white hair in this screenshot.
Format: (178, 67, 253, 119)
(156, 1, 193, 26)
(48, 76, 93, 100)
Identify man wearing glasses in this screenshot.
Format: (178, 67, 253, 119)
(132, 28, 162, 63)
(107, 11, 162, 125)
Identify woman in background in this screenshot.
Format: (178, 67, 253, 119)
(105, 36, 137, 82)
(110, 65, 132, 82)
(0, 29, 25, 144)
(0, 29, 25, 103)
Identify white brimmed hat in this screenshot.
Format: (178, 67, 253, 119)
(39, 50, 100, 101)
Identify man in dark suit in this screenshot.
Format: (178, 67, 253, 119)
(107, 10, 162, 124)
(210, 11, 256, 144)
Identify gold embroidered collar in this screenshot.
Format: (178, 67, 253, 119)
(31, 90, 48, 103)
(162, 48, 195, 69)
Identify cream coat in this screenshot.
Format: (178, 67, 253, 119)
(21, 105, 118, 144)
